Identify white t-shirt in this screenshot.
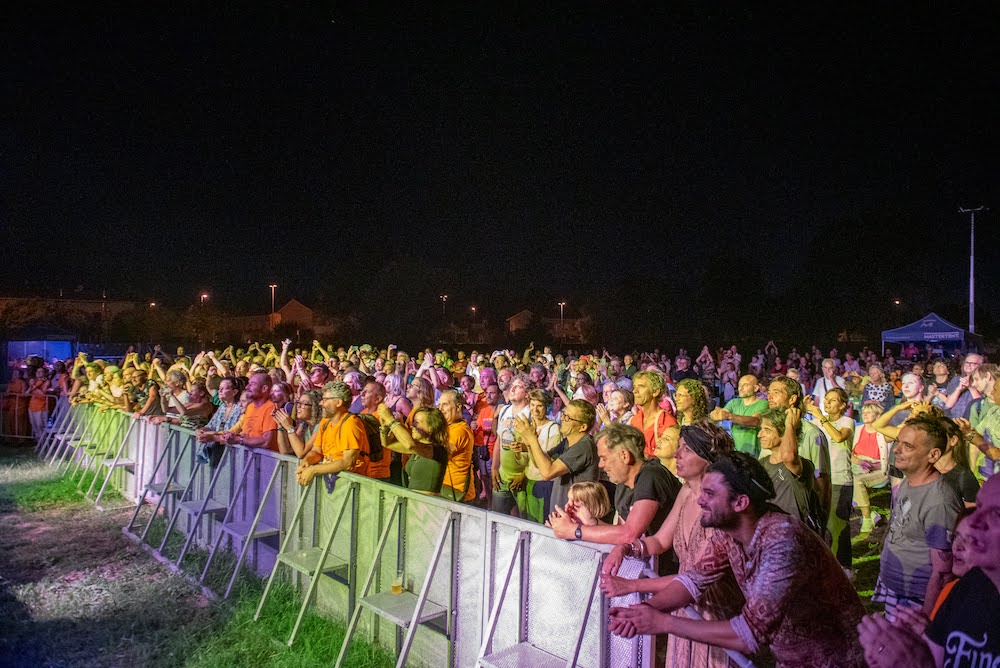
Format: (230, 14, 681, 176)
(828, 415, 856, 486)
(811, 376, 846, 415)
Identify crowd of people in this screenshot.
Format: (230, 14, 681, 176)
(6, 338, 999, 667)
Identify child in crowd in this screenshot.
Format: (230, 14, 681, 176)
(564, 481, 611, 527)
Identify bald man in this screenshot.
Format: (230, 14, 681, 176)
(711, 375, 769, 456)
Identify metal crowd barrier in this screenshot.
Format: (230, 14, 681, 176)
(0, 390, 60, 442)
(42, 405, 664, 668)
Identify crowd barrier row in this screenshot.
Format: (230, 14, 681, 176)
(33, 403, 660, 668)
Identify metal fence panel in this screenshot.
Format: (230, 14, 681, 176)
(48, 406, 651, 668)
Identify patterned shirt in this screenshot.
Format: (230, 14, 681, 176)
(676, 512, 866, 667)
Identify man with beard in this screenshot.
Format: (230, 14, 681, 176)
(296, 381, 388, 485)
(497, 367, 515, 404)
(221, 371, 279, 452)
(609, 452, 866, 668)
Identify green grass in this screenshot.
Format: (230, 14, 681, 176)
(185, 582, 394, 668)
(0, 445, 395, 667)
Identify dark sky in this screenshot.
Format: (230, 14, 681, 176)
(3, 3, 998, 345)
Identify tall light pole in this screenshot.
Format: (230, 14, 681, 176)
(200, 293, 208, 305)
(268, 284, 277, 331)
(439, 294, 448, 316)
(960, 206, 987, 334)
(471, 305, 477, 319)
(558, 301, 566, 347)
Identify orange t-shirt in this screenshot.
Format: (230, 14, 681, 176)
(929, 578, 959, 620)
(28, 381, 49, 412)
(443, 421, 476, 501)
(630, 407, 678, 458)
(473, 402, 496, 448)
(232, 400, 278, 452)
(316, 414, 389, 479)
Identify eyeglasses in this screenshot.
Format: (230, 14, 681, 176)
(295, 402, 313, 408)
(562, 414, 583, 424)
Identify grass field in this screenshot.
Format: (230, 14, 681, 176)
(0, 444, 393, 668)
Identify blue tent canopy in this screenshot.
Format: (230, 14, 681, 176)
(881, 312, 974, 352)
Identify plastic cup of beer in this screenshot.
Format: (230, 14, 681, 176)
(391, 571, 404, 595)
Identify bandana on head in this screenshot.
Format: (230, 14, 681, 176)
(680, 425, 716, 463)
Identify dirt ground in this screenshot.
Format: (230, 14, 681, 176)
(0, 445, 218, 667)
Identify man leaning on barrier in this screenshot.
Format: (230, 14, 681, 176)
(218, 371, 280, 453)
(609, 452, 866, 668)
(547, 423, 680, 548)
(296, 381, 389, 486)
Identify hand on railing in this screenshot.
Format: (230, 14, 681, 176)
(599, 573, 634, 598)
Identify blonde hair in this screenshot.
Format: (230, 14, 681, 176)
(567, 482, 611, 522)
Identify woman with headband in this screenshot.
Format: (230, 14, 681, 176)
(600, 421, 744, 668)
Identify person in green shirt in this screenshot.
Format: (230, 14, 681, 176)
(710, 375, 768, 456)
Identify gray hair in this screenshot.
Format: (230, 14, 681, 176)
(322, 381, 352, 402)
(598, 423, 646, 465)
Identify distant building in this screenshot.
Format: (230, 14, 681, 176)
(506, 309, 535, 334)
(230, 299, 336, 339)
(505, 309, 589, 344)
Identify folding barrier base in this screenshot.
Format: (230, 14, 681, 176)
(178, 499, 227, 517)
(147, 482, 185, 496)
(479, 642, 565, 668)
(277, 547, 349, 578)
(358, 591, 448, 631)
(219, 519, 279, 541)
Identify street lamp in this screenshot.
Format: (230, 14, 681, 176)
(439, 294, 448, 315)
(149, 302, 156, 308)
(558, 301, 566, 347)
(269, 284, 277, 314)
(201, 293, 209, 305)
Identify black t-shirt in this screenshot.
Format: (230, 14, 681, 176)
(549, 434, 599, 511)
(613, 459, 682, 536)
(942, 465, 980, 505)
(926, 567, 1000, 664)
(672, 368, 699, 382)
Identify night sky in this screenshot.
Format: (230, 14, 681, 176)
(3, 4, 998, 347)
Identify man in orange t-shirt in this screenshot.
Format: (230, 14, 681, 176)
(297, 381, 388, 485)
(439, 390, 475, 502)
(222, 371, 279, 452)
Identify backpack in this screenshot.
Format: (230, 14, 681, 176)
(351, 413, 385, 462)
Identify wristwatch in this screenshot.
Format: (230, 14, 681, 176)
(574, 524, 583, 541)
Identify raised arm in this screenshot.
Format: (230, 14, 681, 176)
(872, 400, 911, 440)
(781, 407, 804, 476)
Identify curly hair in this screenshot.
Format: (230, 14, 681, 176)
(676, 378, 709, 424)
